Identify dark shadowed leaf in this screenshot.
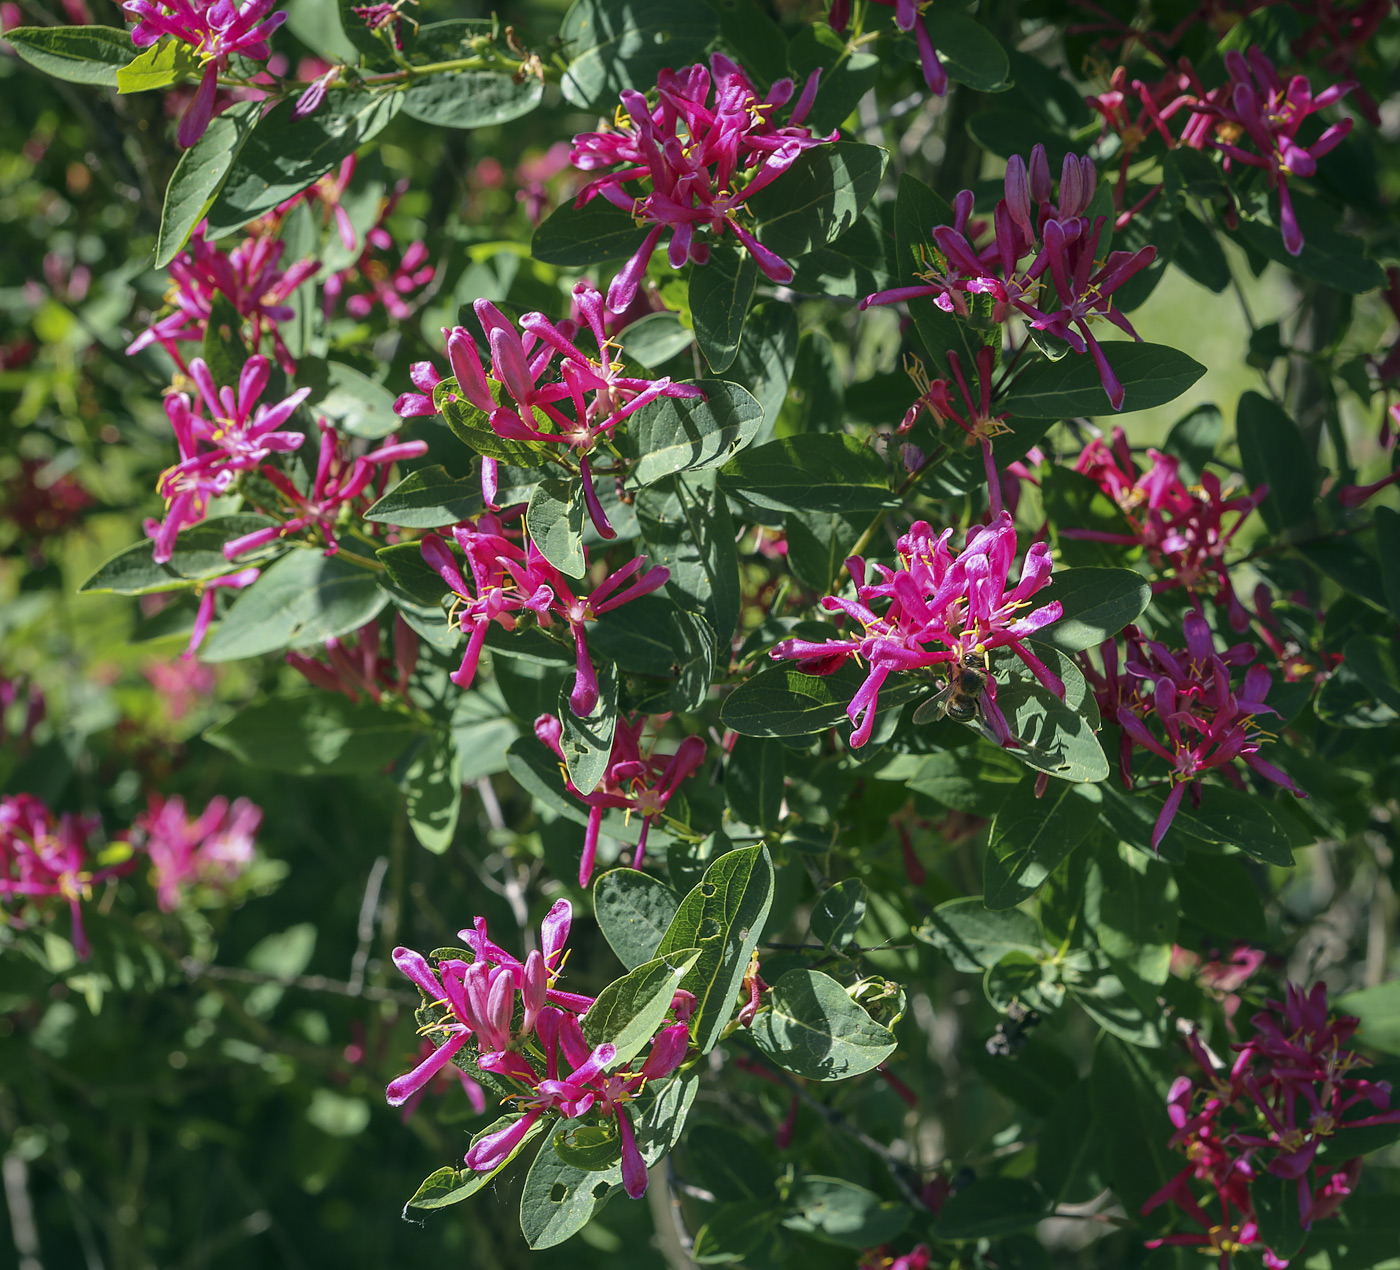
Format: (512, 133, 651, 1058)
(1002, 343, 1206, 418)
(206, 693, 421, 775)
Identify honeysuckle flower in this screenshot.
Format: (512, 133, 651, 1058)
(120, 0, 287, 147)
(343, 239, 434, 321)
(570, 54, 834, 310)
(286, 615, 418, 703)
(143, 656, 216, 721)
(290, 64, 337, 120)
(1193, 47, 1355, 256)
(223, 422, 424, 559)
(184, 566, 259, 658)
(2, 457, 93, 549)
(1250, 585, 1340, 687)
(127, 792, 260, 911)
(1066, 427, 1265, 629)
(146, 355, 309, 562)
(1103, 613, 1305, 848)
(534, 714, 707, 885)
(277, 156, 358, 252)
(128, 225, 317, 373)
(770, 512, 1063, 747)
(830, 0, 945, 95)
(0, 793, 130, 959)
(395, 1037, 486, 1123)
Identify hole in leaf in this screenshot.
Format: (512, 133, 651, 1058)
(701, 882, 717, 897)
(550, 1183, 567, 1203)
(592, 1182, 611, 1199)
(699, 918, 721, 940)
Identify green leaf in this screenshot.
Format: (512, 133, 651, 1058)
(915, 897, 1044, 973)
(205, 90, 402, 237)
(582, 948, 700, 1068)
(303, 359, 403, 440)
(1001, 342, 1206, 417)
(668, 607, 718, 713)
(405, 1116, 547, 1211)
(723, 735, 784, 832)
(201, 293, 247, 388)
(594, 870, 681, 970)
(526, 479, 586, 578)
(810, 880, 867, 951)
(115, 38, 198, 93)
(1236, 390, 1314, 532)
(400, 70, 543, 127)
(1089, 1036, 1176, 1211)
(903, 745, 1027, 816)
(363, 465, 483, 528)
(655, 844, 775, 1054)
(398, 730, 461, 854)
(684, 1125, 777, 1202)
(721, 662, 912, 739)
(692, 1200, 778, 1264)
(637, 477, 741, 645)
(690, 244, 757, 374)
(5, 25, 136, 87)
(552, 1120, 622, 1173)
(626, 381, 764, 487)
(1251, 1173, 1306, 1262)
(995, 645, 1110, 784)
(558, 0, 719, 110)
(1085, 841, 1179, 985)
(156, 100, 261, 267)
(1173, 852, 1268, 944)
(1231, 188, 1386, 294)
(923, 10, 1011, 92)
(617, 311, 693, 366)
(892, 174, 969, 372)
(79, 515, 280, 594)
(206, 693, 421, 775)
(201, 549, 387, 662)
(1031, 567, 1151, 653)
(1068, 955, 1162, 1047)
(985, 782, 1101, 910)
(530, 196, 650, 268)
(1336, 980, 1400, 1057)
(436, 377, 549, 467)
(720, 434, 896, 514)
(751, 968, 896, 1080)
(518, 1138, 614, 1249)
(1167, 786, 1295, 867)
(557, 661, 618, 796)
(785, 26, 879, 134)
(1345, 634, 1400, 714)
(376, 542, 448, 607)
(932, 1178, 1046, 1239)
(784, 508, 867, 595)
(730, 302, 799, 442)
(1375, 506, 1400, 621)
(782, 1175, 910, 1247)
(748, 142, 888, 260)
(1163, 402, 1223, 480)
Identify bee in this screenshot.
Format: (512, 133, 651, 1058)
(913, 648, 991, 726)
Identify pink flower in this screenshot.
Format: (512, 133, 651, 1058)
(831, 0, 946, 95)
(184, 567, 260, 658)
(535, 714, 706, 885)
(286, 615, 418, 703)
(0, 794, 130, 959)
(570, 54, 835, 310)
(771, 512, 1063, 747)
(127, 225, 317, 373)
(128, 793, 261, 911)
(119, 0, 288, 146)
(143, 656, 216, 719)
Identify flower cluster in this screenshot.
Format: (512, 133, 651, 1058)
(1144, 982, 1400, 1261)
(120, 0, 287, 147)
(1066, 426, 1265, 629)
(1193, 47, 1355, 257)
(127, 226, 317, 374)
(534, 713, 707, 885)
(420, 515, 669, 715)
(830, 0, 946, 95)
(1, 793, 131, 958)
(771, 511, 1064, 747)
(400, 287, 700, 533)
(1083, 614, 1305, 848)
(388, 902, 693, 1199)
(127, 792, 261, 912)
(286, 615, 419, 703)
(570, 54, 834, 310)
(146, 354, 309, 563)
(863, 145, 1157, 409)
(222, 420, 425, 559)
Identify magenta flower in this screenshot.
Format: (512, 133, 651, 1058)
(410, 286, 702, 536)
(223, 421, 425, 559)
(1065, 427, 1265, 629)
(1099, 612, 1305, 848)
(120, 0, 287, 147)
(0, 794, 131, 959)
(830, 0, 946, 96)
(184, 566, 259, 658)
(128, 792, 261, 911)
(535, 714, 707, 885)
(1193, 47, 1355, 256)
(570, 54, 834, 310)
(127, 225, 317, 374)
(420, 516, 669, 713)
(286, 615, 418, 703)
(146, 354, 309, 562)
(771, 512, 1063, 747)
